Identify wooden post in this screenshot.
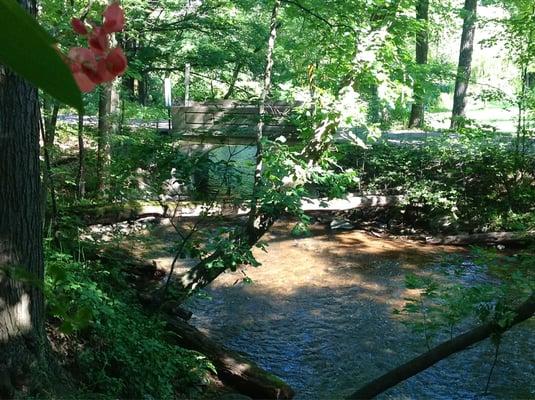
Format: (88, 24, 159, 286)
(164, 77, 172, 130)
(185, 63, 191, 106)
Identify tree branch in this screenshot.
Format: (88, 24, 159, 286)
(346, 293, 535, 399)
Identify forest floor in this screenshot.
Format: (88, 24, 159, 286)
(98, 219, 534, 399)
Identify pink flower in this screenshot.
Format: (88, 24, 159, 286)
(68, 48, 98, 92)
(88, 27, 108, 55)
(67, 3, 127, 92)
(105, 48, 127, 76)
(71, 18, 88, 35)
(69, 47, 97, 70)
(96, 59, 115, 82)
(102, 3, 125, 33)
(72, 70, 97, 92)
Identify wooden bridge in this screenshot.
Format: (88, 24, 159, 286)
(171, 100, 298, 143)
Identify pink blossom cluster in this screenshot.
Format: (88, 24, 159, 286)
(68, 3, 127, 92)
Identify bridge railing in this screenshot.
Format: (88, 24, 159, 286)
(171, 100, 298, 141)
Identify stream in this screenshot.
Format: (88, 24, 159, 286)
(184, 223, 534, 399)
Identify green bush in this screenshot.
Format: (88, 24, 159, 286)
(338, 129, 535, 232)
(45, 247, 211, 399)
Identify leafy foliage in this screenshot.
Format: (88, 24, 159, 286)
(339, 125, 535, 232)
(0, 0, 82, 110)
(44, 247, 211, 399)
(395, 248, 535, 348)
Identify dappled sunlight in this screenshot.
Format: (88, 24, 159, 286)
(0, 293, 32, 343)
(183, 223, 534, 399)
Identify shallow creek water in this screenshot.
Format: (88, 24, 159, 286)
(180, 223, 534, 399)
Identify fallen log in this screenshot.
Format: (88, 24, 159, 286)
(51, 155, 78, 167)
(346, 293, 535, 399)
(424, 231, 535, 246)
(68, 195, 405, 226)
(66, 202, 168, 225)
(167, 317, 295, 399)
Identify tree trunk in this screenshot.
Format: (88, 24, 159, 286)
(39, 109, 58, 230)
(40, 99, 59, 228)
(97, 85, 111, 193)
(247, 0, 282, 237)
(77, 112, 86, 199)
(97, 80, 119, 194)
(408, 0, 429, 129)
(43, 100, 59, 147)
(138, 72, 148, 105)
(451, 0, 477, 129)
(346, 293, 535, 399)
(223, 62, 243, 99)
(0, 0, 45, 395)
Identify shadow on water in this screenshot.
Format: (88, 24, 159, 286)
(184, 223, 535, 400)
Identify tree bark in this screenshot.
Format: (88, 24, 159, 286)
(247, 0, 282, 238)
(408, 0, 429, 129)
(97, 80, 119, 194)
(223, 62, 243, 99)
(138, 72, 148, 105)
(77, 112, 86, 199)
(451, 0, 477, 129)
(346, 293, 535, 399)
(0, 0, 45, 395)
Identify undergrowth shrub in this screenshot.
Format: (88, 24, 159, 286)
(338, 130, 535, 232)
(45, 247, 212, 399)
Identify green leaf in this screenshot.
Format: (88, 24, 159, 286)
(0, 0, 83, 111)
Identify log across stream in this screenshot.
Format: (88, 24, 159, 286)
(169, 223, 535, 399)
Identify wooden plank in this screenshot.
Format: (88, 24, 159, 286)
(212, 113, 259, 125)
(185, 112, 214, 124)
(171, 107, 187, 131)
(171, 102, 296, 135)
(182, 105, 259, 114)
(179, 105, 292, 114)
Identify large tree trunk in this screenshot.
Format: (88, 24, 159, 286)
(0, 0, 46, 395)
(346, 293, 535, 399)
(408, 0, 429, 128)
(451, 0, 477, 129)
